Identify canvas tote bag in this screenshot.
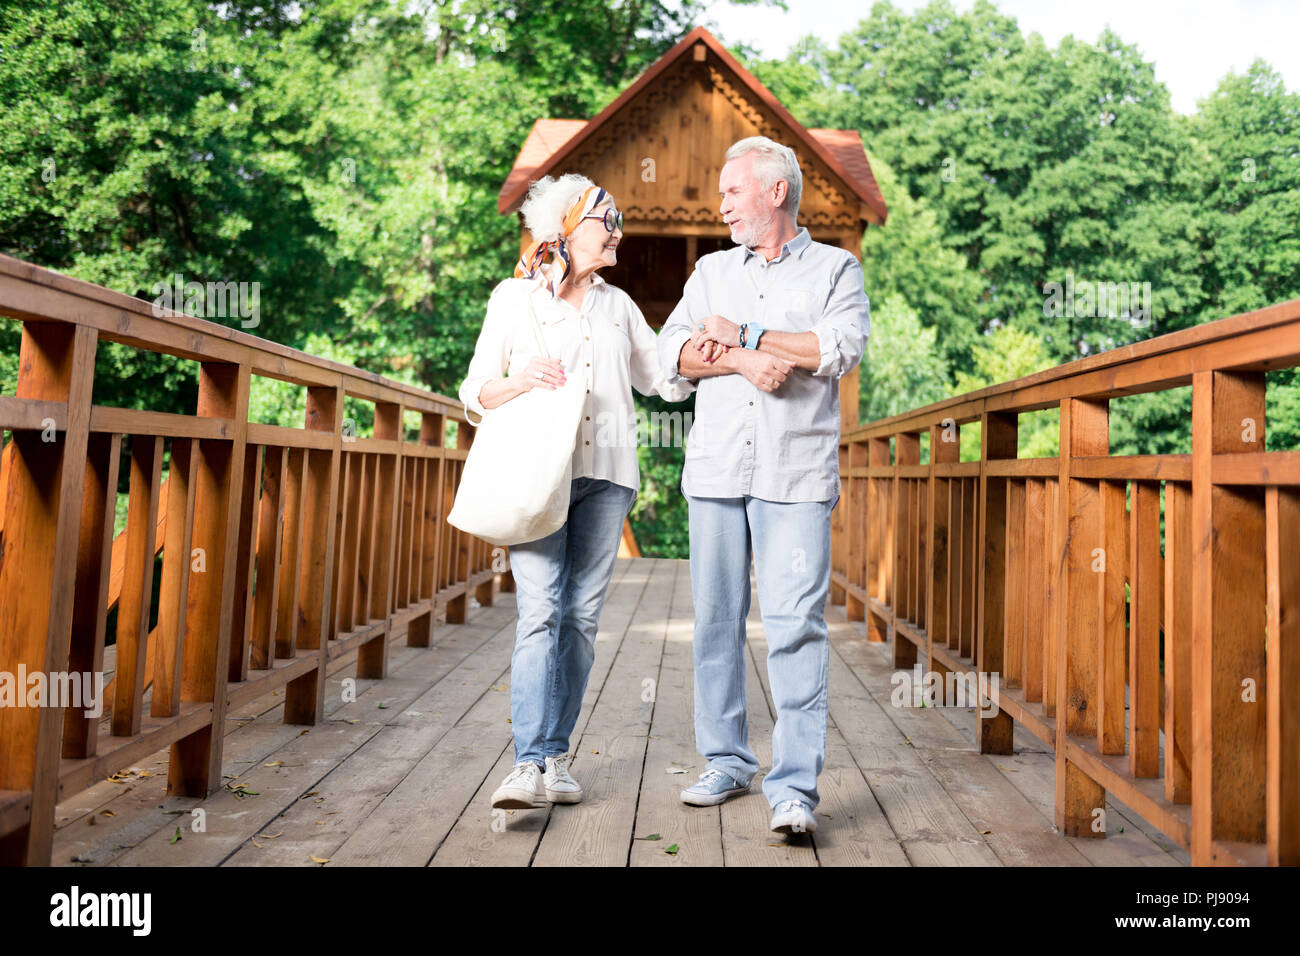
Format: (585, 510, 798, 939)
(447, 285, 585, 546)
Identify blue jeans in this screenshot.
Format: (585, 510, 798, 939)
(686, 493, 837, 809)
(507, 477, 636, 768)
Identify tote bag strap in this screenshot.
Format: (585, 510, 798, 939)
(524, 282, 549, 359)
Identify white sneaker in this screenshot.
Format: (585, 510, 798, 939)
(544, 754, 583, 804)
(491, 762, 546, 809)
(770, 799, 817, 835)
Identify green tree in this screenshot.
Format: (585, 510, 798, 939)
(860, 294, 950, 422)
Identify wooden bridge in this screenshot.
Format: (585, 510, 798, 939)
(0, 254, 1296, 866)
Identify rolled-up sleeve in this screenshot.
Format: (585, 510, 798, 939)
(812, 253, 870, 378)
(457, 281, 517, 425)
(628, 296, 695, 402)
(658, 264, 709, 384)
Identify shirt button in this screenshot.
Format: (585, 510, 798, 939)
(759, 294, 764, 299)
(585, 416, 590, 421)
(749, 401, 754, 406)
(746, 440, 752, 445)
(585, 440, 591, 446)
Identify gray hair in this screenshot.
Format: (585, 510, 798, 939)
(519, 173, 598, 243)
(725, 136, 802, 218)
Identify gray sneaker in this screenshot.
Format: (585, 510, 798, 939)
(770, 799, 816, 834)
(680, 768, 749, 807)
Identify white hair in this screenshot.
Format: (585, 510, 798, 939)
(725, 136, 802, 218)
(519, 173, 598, 243)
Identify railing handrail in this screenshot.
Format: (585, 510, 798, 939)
(847, 296, 1300, 440)
(0, 253, 463, 415)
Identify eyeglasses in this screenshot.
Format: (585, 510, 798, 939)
(581, 207, 624, 233)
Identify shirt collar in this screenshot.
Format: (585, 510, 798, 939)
(742, 226, 811, 264)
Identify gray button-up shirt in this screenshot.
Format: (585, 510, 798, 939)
(658, 227, 870, 503)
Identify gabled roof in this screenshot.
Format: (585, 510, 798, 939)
(497, 26, 887, 224)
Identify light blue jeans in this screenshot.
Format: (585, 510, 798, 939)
(507, 477, 636, 768)
(686, 492, 837, 809)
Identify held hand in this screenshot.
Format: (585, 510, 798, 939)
(701, 340, 729, 363)
(734, 349, 793, 393)
(519, 356, 566, 391)
(689, 313, 741, 352)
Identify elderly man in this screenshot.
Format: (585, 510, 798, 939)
(658, 136, 869, 835)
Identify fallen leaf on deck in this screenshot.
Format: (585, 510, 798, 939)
(491, 684, 507, 692)
(101, 810, 115, 817)
(665, 766, 689, 774)
(998, 766, 1018, 772)
(263, 831, 283, 839)
(979, 829, 992, 835)
(377, 703, 387, 709)
(310, 855, 329, 864)
(170, 827, 182, 845)
(264, 760, 284, 768)
(251, 839, 263, 848)
(635, 834, 662, 841)
(664, 844, 679, 855)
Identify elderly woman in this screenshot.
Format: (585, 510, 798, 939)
(459, 174, 691, 811)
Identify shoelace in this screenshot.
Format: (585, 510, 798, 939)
(548, 756, 575, 782)
(697, 768, 728, 789)
(505, 763, 537, 786)
(777, 800, 805, 814)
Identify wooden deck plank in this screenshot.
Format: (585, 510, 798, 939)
(629, 559, 727, 867)
(717, 590, 817, 866)
(533, 559, 678, 867)
(222, 612, 520, 865)
(47, 559, 1197, 867)
(823, 626, 1001, 866)
(429, 559, 644, 866)
(743, 599, 908, 864)
(59, 603, 513, 866)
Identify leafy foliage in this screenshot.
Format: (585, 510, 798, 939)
(2, 0, 1298, 562)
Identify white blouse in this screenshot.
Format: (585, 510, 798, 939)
(458, 267, 694, 492)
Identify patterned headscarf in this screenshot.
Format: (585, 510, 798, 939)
(515, 185, 609, 296)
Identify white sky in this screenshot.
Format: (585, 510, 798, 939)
(700, 0, 1297, 114)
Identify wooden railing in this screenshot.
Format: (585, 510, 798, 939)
(830, 297, 1300, 866)
(0, 254, 503, 865)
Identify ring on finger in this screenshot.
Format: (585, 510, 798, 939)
(536, 370, 545, 380)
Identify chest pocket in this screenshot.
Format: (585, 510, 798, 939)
(603, 315, 632, 360)
(777, 287, 817, 332)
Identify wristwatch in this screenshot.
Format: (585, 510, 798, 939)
(744, 323, 765, 349)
